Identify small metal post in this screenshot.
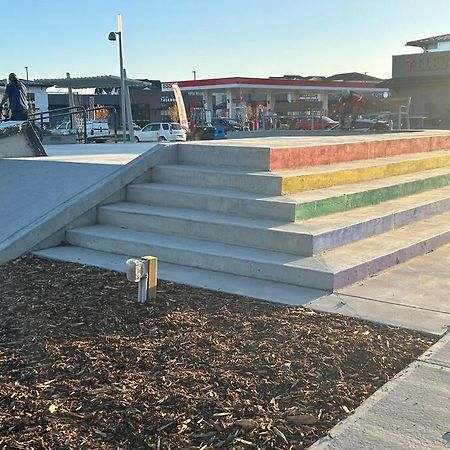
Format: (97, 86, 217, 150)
(137, 267, 148, 303)
(126, 257, 158, 303)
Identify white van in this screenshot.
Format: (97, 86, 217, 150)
(85, 120, 110, 142)
(51, 120, 110, 142)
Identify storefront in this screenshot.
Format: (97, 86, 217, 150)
(383, 35, 450, 125)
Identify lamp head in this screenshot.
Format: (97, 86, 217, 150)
(108, 32, 117, 41)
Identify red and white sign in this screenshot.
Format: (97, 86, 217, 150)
(172, 83, 188, 129)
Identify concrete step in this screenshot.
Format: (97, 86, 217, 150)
(274, 150, 450, 195)
(32, 246, 326, 306)
(65, 210, 450, 290)
(178, 142, 270, 169)
(177, 132, 450, 170)
(99, 185, 450, 256)
(98, 202, 313, 255)
(127, 183, 296, 220)
(128, 166, 450, 221)
(66, 224, 330, 289)
(162, 150, 450, 196)
(291, 166, 450, 220)
(152, 164, 281, 194)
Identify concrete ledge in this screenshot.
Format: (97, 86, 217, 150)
(0, 144, 175, 265)
(0, 121, 46, 157)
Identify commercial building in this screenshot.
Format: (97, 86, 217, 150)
(384, 34, 450, 124)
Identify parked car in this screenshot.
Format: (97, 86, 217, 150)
(296, 116, 338, 130)
(134, 122, 186, 142)
(211, 117, 243, 131)
(192, 124, 216, 140)
(353, 118, 390, 131)
(51, 121, 76, 136)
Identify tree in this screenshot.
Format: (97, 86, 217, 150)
(168, 104, 179, 122)
(94, 106, 109, 120)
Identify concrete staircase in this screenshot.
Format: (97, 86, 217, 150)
(35, 134, 450, 295)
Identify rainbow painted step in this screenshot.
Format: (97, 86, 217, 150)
(142, 166, 450, 221)
(178, 131, 450, 171)
(156, 150, 450, 196)
(99, 185, 450, 257)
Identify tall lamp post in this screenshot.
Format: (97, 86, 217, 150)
(109, 14, 127, 143)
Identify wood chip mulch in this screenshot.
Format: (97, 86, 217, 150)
(0, 255, 435, 449)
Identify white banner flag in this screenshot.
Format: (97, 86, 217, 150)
(172, 83, 188, 129)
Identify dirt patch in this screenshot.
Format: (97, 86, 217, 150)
(0, 255, 434, 449)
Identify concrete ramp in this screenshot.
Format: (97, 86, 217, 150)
(0, 121, 46, 158)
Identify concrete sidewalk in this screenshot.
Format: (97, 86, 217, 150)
(308, 241, 450, 336)
(311, 333, 450, 449)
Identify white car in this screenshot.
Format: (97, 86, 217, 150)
(51, 121, 75, 136)
(134, 122, 186, 142)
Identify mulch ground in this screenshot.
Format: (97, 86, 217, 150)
(0, 255, 435, 450)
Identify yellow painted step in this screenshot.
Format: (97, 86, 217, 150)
(280, 151, 450, 194)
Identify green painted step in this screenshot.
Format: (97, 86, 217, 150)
(292, 167, 450, 220)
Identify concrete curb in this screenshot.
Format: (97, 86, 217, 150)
(0, 144, 175, 265)
(309, 332, 450, 449)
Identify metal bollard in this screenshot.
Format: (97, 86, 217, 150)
(126, 256, 157, 303)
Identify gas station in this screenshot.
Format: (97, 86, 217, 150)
(167, 76, 388, 130)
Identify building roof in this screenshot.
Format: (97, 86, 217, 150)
(326, 72, 383, 82)
(269, 74, 327, 80)
(406, 33, 450, 48)
(33, 75, 156, 89)
(175, 76, 384, 92)
(0, 79, 53, 87)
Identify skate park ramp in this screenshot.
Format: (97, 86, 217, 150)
(0, 142, 163, 265)
(0, 121, 46, 158)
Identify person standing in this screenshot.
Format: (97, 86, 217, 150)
(0, 73, 29, 120)
(338, 89, 365, 130)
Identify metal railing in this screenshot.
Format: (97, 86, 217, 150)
(28, 106, 88, 142)
(3, 104, 122, 144)
(29, 105, 120, 144)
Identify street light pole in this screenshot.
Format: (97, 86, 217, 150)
(109, 14, 127, 143)
(117, 33, 127, 142)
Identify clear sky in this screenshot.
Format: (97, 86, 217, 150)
(4, 0, 450, 82)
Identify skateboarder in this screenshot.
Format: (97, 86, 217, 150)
(0, 73, 29, 121)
